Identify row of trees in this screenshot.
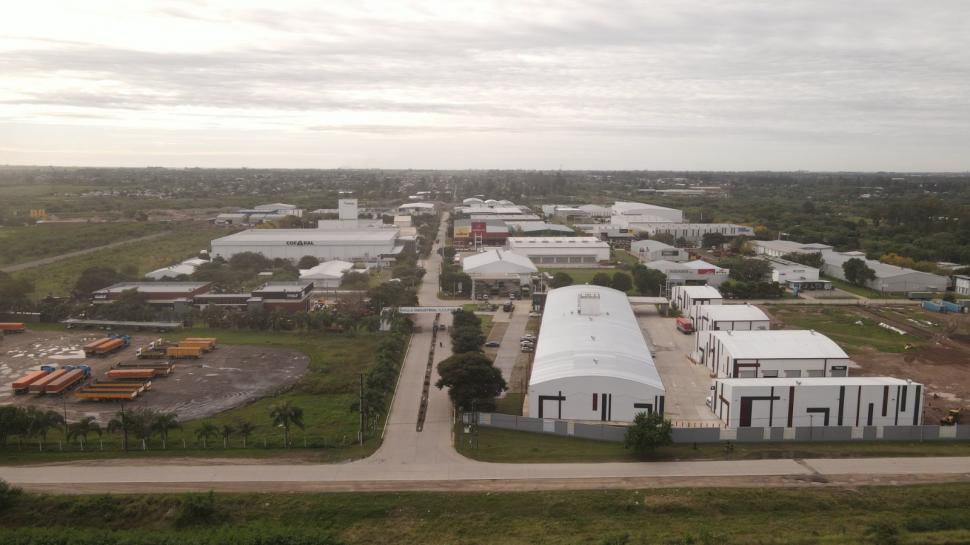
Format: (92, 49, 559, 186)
(548, 266, 666, 296)
(436, 310, 507, 412)
(355, 314, 411, 437)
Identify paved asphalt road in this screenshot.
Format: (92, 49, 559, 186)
(1, 213, 968, 493)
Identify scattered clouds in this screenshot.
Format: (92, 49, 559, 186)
(0, 0, 968, 169)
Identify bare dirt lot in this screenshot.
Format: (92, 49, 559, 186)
(0, 330, 308, 423)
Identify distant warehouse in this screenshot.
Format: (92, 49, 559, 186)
(712, 377, 923, 428)
(210, 229, 403, 264)
(506, 237, 610, 267)
(528, 285, 665, 422)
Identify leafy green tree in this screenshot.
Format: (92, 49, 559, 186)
(269, 401, 304, 447)
(611, 272, 633, 292)
(442, 246, 457, 262)
(450, 325, 484, 353)
(701, 232, 728, 248)
(151, 412, 181, 449)
(24, 408, 63, 450)
(221, 423, 235, 448)
(66, 416, 102, 445)
(624, 411, 673, 457)
(297, 255, 320, 269)
(0, 406, 27, 447)
(591, 272, 612, 287)
(195, 422, 219, 449)
(0, 273, 34, 312)
(549, 272, 573, 288)
(631, 265, 666, 296)
(435, 352, 507, 411)
(235, 419, 257, 448)
(73, 266, 128, 296)
(843, 258, 877, 286)
(341, 271, 370, 290)
(728, 258, 772, 282)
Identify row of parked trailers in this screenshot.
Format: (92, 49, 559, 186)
(82, 335, 131, 357)
(12, 365, 91, 395)
(135, 337, 217, 359)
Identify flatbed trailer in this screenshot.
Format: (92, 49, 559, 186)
(115, 361, 173, 376)
(106, 369, 156, 380)
(75, 389, 138, 401)
(166, 346, 202, 359)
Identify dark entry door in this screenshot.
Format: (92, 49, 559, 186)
(739, 398, 753, 427)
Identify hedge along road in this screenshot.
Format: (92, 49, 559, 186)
(3, 214, 970, 493)
(0, 232, 167, 273)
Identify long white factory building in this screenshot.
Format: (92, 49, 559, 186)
(528, 285, 666, 422)
(210, 229, 403, 263)
(705, 330, 851, 379)
(711, 377, 923, 428)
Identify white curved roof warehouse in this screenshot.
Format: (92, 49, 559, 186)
(528, 285, 665, 422)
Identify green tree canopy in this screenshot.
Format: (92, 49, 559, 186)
(843, 257, 877, 286)
(623, 411, 673, 457)
(297, 255, 320, 269)
(549, 272, 573, 288)
(611, 272, 632, 292)
(435, 352, 507, 411)
(591, 272, 613, 287)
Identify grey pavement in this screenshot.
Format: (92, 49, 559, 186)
(491, 301, 529, 394)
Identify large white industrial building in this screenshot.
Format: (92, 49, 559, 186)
(632, 223, 755, 243)
(528, 285, 666, 422)
(298, 260, 355, 288)
(691, 305, 770, 365)
(210, 229, 403, 264)
(705, 330, 851, 379)
(670, 285, 722, 323)
(462, 249, 537, 298)
(753, 240, 832, 258)
(711, 377, 923, 428)
(646, 259, 730, 288)
(610, 201, 684, 225)
(506, 237, 610, 267)
(820, 250, 948, 293)
(630, 240, 688, 263)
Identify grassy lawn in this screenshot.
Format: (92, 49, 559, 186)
(458, 426, 970, 464)
(540, 267, 617, 284)
(2, 485, 970, 544)
(765, 305, 918, 353)
(12, 223, 228, 299)
(0, 222, 169, 267)
(613, 249, 640, 266)
(0, 327, 391, 463)
(825, 276, 897, 299)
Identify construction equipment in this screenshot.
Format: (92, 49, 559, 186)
(11, 366, 55, 394)
(941, 409, 962, 426)
(44, 365, 91, 395)
(0, 323, 27, 333)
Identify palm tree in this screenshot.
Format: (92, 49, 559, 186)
(67, 416, 102, 446)
(195, 422, 218, 449)
(151, 412, 181, 449)
(269, 401, 304, 448)
(221, 423, 235, 448)
(25, 408, 64, 451)
(235, 420, 256, 448)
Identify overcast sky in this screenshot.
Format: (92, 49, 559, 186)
(1, 1, 968, 171)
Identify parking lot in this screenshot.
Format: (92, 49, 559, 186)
(0, 330, 308, 423)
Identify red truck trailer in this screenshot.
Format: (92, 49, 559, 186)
(0, 323, 27, 333)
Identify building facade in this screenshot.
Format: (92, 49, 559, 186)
(705, 330, 851, 379)
(506, 237, 610, 267)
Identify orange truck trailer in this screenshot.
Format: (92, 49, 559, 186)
(177, 341, 213, 352)
(43, 365, 91, 395)
(166, 346, 202, 359)
(184, 337, 217, 349)
(11, 367, 53, 394)
(0, 323, 27, 333)
(28, 368, 69, 393)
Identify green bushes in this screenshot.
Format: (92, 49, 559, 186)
(0, 527, 343, 545)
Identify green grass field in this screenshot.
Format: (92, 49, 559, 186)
(825, 276, 897, 299)
(0, 327, 389, 463)
(2, 484, 970, 544)
(765, 305, 918, 353)
(457, 426, 970, 463)
(12, 223, 227, 299)
(0, 222, 169, 266)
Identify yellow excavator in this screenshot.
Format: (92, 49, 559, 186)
(940, 409, 961, 426)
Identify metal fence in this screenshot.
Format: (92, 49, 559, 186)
(474, 412, 970, 444)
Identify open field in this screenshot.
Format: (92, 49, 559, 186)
(0, 330, 307, 422)
(11, 223, 228, 299)
(458, 425, 970, 463)
(0, 327, 386, 461)
(766, 304, 970, 423)
(0, 222, 169, 267)
(2, 484, 970, 544)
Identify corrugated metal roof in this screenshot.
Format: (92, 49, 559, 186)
(696, 304, 769, 322)
(529, 285, 664, 391)
(708, 330, 849, 360)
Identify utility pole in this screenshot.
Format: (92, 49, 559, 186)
(121, 401, 128, 452)
(358, 373, 364, 446)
